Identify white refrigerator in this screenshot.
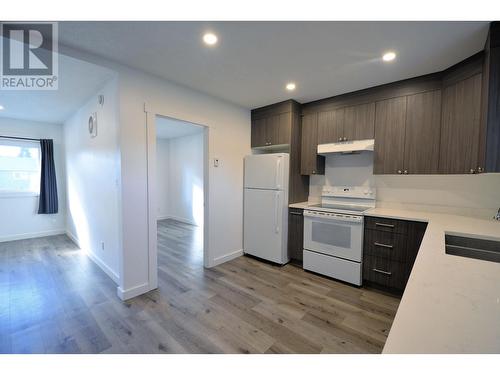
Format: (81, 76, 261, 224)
(243, 153, 290, 264)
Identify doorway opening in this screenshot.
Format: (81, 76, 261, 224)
(153, 115, 207, 287)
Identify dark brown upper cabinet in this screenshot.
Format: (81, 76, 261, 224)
(300, 113, 325, 175)
(404, 90, 442, 174)
(251, 100, 309, 204)
(343, 102, 375, 141)
(316, 103, 374, 145)
(270, 112, 293, 146)
(374, 97, 407, 174)
(251, 117, 267, 147)
(439, 74, 483, 174)
(250, 112, 292, 148)
(317, 108, 345, 143)
(374, 90, 442, 175)
(482, 22, 500, 173)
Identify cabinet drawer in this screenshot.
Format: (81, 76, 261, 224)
(364, 229, 408, 262)
(363, 255, 407, 291)
(304, 250, 362, 286)
(364, 216, 408, 234)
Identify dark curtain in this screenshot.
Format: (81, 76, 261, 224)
(38, 139, 58, 214)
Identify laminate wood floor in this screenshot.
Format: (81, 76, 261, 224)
(0, 219, 400, 354)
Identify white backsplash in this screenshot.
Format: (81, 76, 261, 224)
(309, 152, 500, 219)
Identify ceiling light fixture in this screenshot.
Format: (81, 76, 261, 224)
(203, 33, 218, 46)
(286, 82, 296, 91)
(382, 51, 396, 62)
(0, 105, 4, 111)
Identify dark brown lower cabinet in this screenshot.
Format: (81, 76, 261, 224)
(363, 256, 408, 291)
(287, 208, 304, 262)
(363, 216, 427, 294)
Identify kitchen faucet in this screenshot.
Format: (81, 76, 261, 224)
(495, 208, 500, 221)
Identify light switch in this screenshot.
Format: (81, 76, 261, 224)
(213, 158, 220, 167)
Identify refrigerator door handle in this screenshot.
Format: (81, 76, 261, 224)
(274, 191, 280, 233)
(275, 157, 281, 189)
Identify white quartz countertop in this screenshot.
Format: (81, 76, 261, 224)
(288, 201, 310, 209)
(365, 208, 500, 353)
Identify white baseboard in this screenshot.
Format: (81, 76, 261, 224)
(0, 228, 66, 243)
(65, 230, 119, 284)
(210, 249, 243, 267)
(87, 251, 120, 284)
(157, 214, 197, 226)
(117, 282, 154, 301)
(65, 230, 80, 247)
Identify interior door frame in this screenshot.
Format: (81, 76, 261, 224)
(144, 103, 210, 290)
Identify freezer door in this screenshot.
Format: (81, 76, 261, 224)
(244, 153, 289, 190)
(243, 188, 287, 264)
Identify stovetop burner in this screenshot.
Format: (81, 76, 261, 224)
(306, 203, 372, 215)
(308, 203, 371, 212)
(305, 185, 376, 215)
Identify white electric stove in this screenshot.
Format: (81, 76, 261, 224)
(303, 186, 376, 286)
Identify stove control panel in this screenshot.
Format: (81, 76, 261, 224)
(322, 186, 376, 199)
(303, 210, 364, 223)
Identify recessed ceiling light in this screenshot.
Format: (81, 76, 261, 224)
(203, 33, 218, 46)
(286, 82, 296, 91)
(382, 51, 396, 62)
(0, 105, 4, 111)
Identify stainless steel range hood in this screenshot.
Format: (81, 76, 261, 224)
(317, 139, 374, 155)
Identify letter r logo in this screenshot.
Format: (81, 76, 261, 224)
(1, 23, 54, 76)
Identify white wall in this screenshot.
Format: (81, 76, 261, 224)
(0, 117, 66, 242)
(310, 152, 500, 218)
(64, 77, 122, 283)
(156, 138, 170, 220)
(156, 132, 204, 226)
(60, 45, 251, 299)
(119, 70, 250, 297)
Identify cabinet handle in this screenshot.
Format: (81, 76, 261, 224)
(397, 170, 402, 174)
(374, 242, 393, 249)
(290, 212, 303, 216)
(372, 268, 392, 276)
(375, 222, 395, 228)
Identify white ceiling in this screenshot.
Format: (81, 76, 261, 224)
(0, 42, 116, 124)
(156, 116, 203, 139)
(58, 21, 489, 109)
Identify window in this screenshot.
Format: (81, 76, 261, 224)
(0, 139, 41, 196)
